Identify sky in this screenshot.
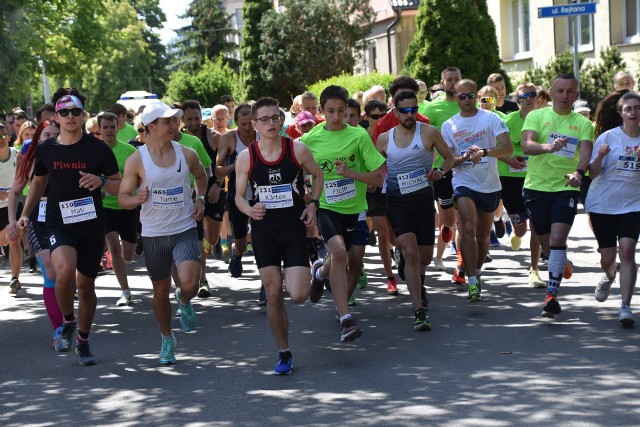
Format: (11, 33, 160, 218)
(158, 0, 190, 45)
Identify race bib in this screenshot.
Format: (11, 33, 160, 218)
(257, 184, 293, 209)
(38, 201, 47, 222)
(548, 133, 579, 159)
(59, 197, 96, 225)
(509, 156, 528, 173)
(397, 168, 428, 194)
(324, 178, 356, 204)
(460, 152, 488, 170)
(615, 156, 640, 177)
(151, 187, 185, 209)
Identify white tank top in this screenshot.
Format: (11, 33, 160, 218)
(139, 141, 195, 237)
(385, 123, 433, 196)
(0, 148, 17, 209)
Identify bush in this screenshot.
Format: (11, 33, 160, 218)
(306, 72, 396, 102)
(166, 57, 241, 107)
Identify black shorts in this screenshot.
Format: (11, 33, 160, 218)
(252, 225, 309, 269)
(28, 207, 48, 253)
(454, 186, 500, 213)
(227, 192, 249, 239)
(316, 209, 359, 251)
(500, 176, 527, 219)
(351, 219, 370, 246)
(205, 177, 225, 222)
(433, 170, 454, 209)
(523, 189, 579, 236)
(104, 208, 138, 244)
(196, 218, 204, 241)
(387, 189, 436, 246)
(590, 211, 640, 249)
(366, 188, 387, 217)
(0, 202, 22, 230)
(47, 223, 106, 279)
(579, 175, 592, 206)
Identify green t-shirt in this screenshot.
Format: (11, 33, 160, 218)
(178, 132, 212, 188)
(499, 111, 527, 178)
(494, 109, 506, 120)
(301, 122, 386, 214)
(522, 108, 594, 192)
(423, 99, 460, 167)
(418, 100, 430, 116)
(103, 140, 136, 210)
(117, 123, 138, 142)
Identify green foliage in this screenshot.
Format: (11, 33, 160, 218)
(307, 72, 396, 100)
(166, 57, 241, 107)
(524, 46, 626, 109)
(255, 0, 376, 104)
(404, 0, 508, 90)
(239, 0, 273, 101)
(174, 0, 237, 71)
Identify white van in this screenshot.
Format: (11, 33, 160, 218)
(116, 91, 161, 113)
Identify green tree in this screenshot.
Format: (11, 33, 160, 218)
(404, 0, 507, 89)
(166, 57, 241, 107)
(307, 72, 396, 100)
(256, 0, 376, 104)
(239, 0, 273, 101)
(175, 0, 237, 71)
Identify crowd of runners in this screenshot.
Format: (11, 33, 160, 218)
(1, 67, 639, 375)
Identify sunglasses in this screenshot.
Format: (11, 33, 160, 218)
(480, 97, 495, 104)
(0, 134, 9, 140)
(369, 113, 386, 120)
(396, 106, 419, 114)
(456, 93, 477, 100)
(137, 128, 145, 133)
(58, 108, 83, 117)
(89, 131, 101, 136)
(518, 92, 537, 100)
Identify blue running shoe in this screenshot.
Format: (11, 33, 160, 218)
(258, 285, 267, 306)
(273, 351, 293, 375)
(175, 287, 197, 331)
(489, 230, 500, 247)
(52, 325, 63, 348)
(229, 254, 243, 278)
(55, 321, 76, 352)
(75, 339, 97, 366)
(505, 220, 513, 236)
(159, 334, 177, 365)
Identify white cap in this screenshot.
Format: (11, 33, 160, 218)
(572, 99, 590, 114)
(141, 103, 183, 126)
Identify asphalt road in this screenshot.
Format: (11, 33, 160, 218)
(1, 212, 639, 426)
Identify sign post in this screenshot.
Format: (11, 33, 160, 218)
(538, 1, 597, 91)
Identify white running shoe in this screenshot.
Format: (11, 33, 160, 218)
(595, 274, 615, 302)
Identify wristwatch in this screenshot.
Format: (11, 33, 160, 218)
(309, 199, 320, 208)
(482, 148, 488, 157)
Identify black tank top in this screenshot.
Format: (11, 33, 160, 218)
(199, 124, 217, 164)
(248, 137, 305, 229)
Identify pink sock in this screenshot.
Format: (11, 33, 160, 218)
(43, 287, 63, 330)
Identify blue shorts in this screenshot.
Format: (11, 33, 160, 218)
(453, 186, 500, 213)
(351, 220, 370, 246)
(522, 189, 578, 235)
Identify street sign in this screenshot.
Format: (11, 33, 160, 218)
(538, 2, 596, 19)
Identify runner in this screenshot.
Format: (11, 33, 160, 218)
(17, 90, 121, 365)
(118, 102, 207, 365)
(376, 90, 454, 329)
(586, 91, 640, 325)
(234, 97, 323, 374)
(441, 79, 513, 302)
(302, 85, 385, 342)
(521, 74, 594, 317)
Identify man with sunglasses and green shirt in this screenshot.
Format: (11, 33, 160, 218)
(441, 79, 513, 302)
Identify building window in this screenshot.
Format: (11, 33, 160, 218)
(567, 0, 593, 51)
(510, 0, 531, 58)
(624, 0, 640, 43)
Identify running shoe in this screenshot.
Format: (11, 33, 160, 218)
(440, 225, 453, 243)
(485, 252, 493, 263)
(203, 239, 212, 256)
(213, 240, 222, 259)
(309, 259, 326, 303)
(197, 279, 212, 298)
(116, 291, 132, 306)
(494, 220, 506, 238)
(467, 283, 480, 302)
(135, 236, 144, 256)
(510, 235, 522, 251)
(433, 258, 446, 271)
(8, 277, 21, 295)
(563, 260, 574, 280)
(505, 220, 513, 236)
(258, 285, 267, 306)
(397, 249, 406, 281)
(452, 265, 466, 288)
(340, 316, 362, 342)
(489, 230, 500, 247)
(159, 334, 177, 365)
(540, 253, 549, 265)
(387, 276, 399, 295)
(390, 249, 397, 268)
(449, 241, 457, 256)
(529, 269, 546, 288)
(55, 321, 76, 352)
(542, 292, 561, 317)
(414, 308, 432, 331)
(369, 229, 377, 246)
(221, 243, 229, 257)
(348, 294, 357, 306)
(421, 285, 429, 308)
(76, 339, 97, 366)
(357, 269, 368, 289)
(595, 274, 615, 302)
(175, 288, 197, 332)
(273, 351, 293, 375)
(228, 254, 243, 278)
(28, 257, 38, 273)
(52, 326, 63, 348)
(246, 243, 254, 256)
(619, 305, 635, 326)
